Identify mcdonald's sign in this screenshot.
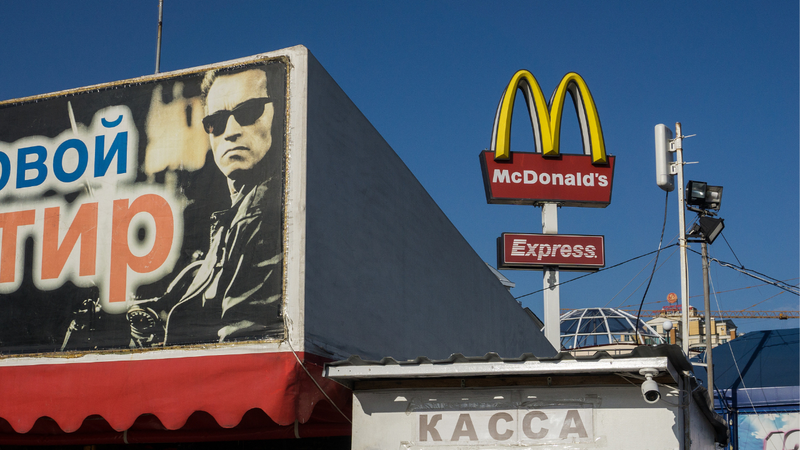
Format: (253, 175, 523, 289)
(480, 70, 615, 207)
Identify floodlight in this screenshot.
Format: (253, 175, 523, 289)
(704, 186, 723, 211)
(688, 216, 725, 244)
(686, 181, 707, 205)
(685, 180, 723, 212)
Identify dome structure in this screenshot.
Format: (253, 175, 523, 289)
(558, 307, 665, 350)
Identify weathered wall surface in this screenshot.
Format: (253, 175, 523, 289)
(351, 386, 682, 449)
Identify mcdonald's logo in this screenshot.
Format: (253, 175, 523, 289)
(491, 70, 607, 164)
(480, 70, 615, 208)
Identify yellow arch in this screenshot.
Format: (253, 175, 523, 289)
(490, 70, 607, 164)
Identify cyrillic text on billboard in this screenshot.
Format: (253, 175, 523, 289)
(0, 58, 288, 353)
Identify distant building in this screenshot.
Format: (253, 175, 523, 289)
(647, 305, 738, 354)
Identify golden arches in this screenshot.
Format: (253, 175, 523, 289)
(490, 70, 607, 165)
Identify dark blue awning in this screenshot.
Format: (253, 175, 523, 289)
(692, 328, 799, 410)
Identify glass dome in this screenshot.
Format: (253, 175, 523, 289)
(558, 307, 665, 350)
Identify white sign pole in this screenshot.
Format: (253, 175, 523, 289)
(542, 202, 561, 350)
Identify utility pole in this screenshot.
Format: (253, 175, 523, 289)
(701, 241, 714, 404)
(674, 123, 692, 355)
(155, 0, 164, 74)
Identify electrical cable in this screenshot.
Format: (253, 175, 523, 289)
(698, 234, 795, 290)
(709, 273, 769, 435)
(741, 291, 786, 311)
(286, 340, 352, 424)
(686, 248, 799, 296)
(690, 279, 797, 298)
(635, 190, 670, 344)
(719, 233, 743, 267)
(604, 246, 678, 307)
(616, 249, 678, 308)
(513, 243, 678, 300)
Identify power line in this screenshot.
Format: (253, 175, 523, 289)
(613, 309, 799, 319)
(603, 247, 677, 307)
(686, 248, 799, 296)
(514, 243, 679, 300)
(636, 190, 671, 344)
(616, 279, 797, 309)
(719, 232, 743, 267)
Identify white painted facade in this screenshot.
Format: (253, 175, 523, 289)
(328, 350, 726, 449)
(351, 386, 712, 449)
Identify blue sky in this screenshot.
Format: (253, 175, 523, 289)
(0, 1, 797, 335)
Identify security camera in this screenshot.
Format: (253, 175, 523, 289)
(640, 368, 660, 404)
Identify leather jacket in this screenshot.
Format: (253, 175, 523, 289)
(159, 177, 284, 345)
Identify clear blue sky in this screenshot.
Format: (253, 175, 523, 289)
(0, 1, 797, 335)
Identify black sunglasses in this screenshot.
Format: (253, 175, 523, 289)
(202, 97, 272, 136)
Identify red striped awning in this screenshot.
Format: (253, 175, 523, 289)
(0, 351, 351, 445)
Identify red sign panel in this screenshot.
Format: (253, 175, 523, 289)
(498, 233, 605, 271)
(480, 151, 615, 207)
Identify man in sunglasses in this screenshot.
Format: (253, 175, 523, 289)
(128, 65, 285, 347)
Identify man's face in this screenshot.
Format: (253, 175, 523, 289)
(204, 70, 274, 180)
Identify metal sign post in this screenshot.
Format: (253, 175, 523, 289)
(542, 203, 561, 349)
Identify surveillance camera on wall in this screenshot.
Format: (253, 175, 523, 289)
(640, 368, 661, 404)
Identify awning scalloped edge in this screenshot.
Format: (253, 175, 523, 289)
(0, 351, 350, 435)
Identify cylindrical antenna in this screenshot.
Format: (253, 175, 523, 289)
(155, 0, 164, 74)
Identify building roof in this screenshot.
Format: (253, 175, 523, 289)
(326, 344, 693, 388)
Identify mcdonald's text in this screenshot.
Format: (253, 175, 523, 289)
(481, 151, 614, 207)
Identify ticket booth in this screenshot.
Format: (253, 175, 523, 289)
(326, 345, 728, 449)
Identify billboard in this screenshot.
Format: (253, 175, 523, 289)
(738, 412, 799, 450)
(0, 57, 287, 353)
(481, 70, 615, 207)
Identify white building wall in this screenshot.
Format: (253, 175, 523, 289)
(689, 398, 720, 450)
(352, 385, 692, 449)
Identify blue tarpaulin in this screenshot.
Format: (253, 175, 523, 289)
(693, 328, 799, 409)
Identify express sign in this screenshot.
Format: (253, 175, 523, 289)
(481, 70, 614, 207)
(498, 233, 605, 271)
